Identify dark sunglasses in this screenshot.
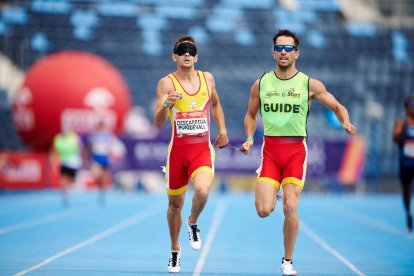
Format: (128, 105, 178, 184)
(274, 45, 297, 52)
(174, 42, 197, 57)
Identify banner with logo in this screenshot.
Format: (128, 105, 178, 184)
(0, 137, 355, 190)
(0, 152, 48, 189)
(117, 136, 348, 178)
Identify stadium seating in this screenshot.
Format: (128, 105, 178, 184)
(0, 0, 413, 178)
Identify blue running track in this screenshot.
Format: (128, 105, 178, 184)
(0, 191, 413, 275)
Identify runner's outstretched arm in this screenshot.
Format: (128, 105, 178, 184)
(310, 78, 356, 135)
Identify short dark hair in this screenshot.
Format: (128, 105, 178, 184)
(173, 35, 196, 53)
(273, 29, 299, 47)
(404, 96, 414, 110)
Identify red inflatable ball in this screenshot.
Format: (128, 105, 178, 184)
(12, 51, 131, 151)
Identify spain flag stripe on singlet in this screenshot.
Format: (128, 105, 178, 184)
(167, 71, 211, 146)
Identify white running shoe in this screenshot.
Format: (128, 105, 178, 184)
(187, 220, 201, 250)
(167, 250, 181, 273)
(280, 258, 297, 276)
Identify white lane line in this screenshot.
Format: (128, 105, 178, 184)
(14, 204, 163, 276)
(193, 199, 227, 276)
(332, 207, 414, 240)
(300, 221, 365, 276)
(0, 208, 92, 235)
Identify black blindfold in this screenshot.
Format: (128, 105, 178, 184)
(174, 42, 197, 57)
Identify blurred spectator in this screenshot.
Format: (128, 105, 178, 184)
(392, 96, 414, 233)
(52, 124, 83, 206)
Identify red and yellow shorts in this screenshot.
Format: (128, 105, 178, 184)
(257, 136, 307, 189)
(164, 142, 215, 195)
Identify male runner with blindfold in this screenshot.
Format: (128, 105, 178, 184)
(154, 35, 229, 273)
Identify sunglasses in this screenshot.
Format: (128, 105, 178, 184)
(274, 45, 297, 52)
(174, 42, 197, 57)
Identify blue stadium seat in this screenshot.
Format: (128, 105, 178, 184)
(32, 0, 71, 14)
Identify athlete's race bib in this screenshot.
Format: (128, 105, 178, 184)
(175, 111, 208, 136)
(403, 141, 414, 158)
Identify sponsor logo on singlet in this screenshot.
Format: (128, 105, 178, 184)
(263, 88, 301, 114)
(264, 88, 301, 99)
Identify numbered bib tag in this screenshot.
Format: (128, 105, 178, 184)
(175, 111, 208, 136)
(403, 141, 414, 158)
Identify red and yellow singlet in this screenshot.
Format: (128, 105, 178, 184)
(164, 71, 215, 195)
